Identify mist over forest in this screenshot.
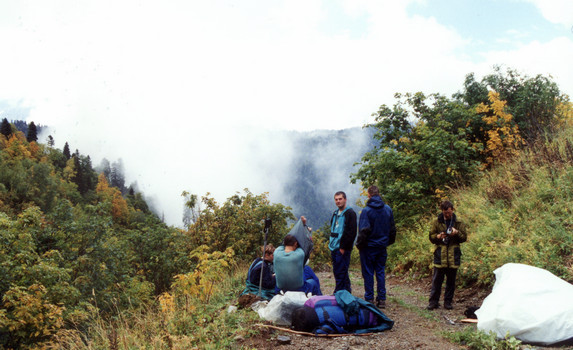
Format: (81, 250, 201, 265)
(13, 121, 375, 228)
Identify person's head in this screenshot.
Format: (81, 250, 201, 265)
(440, 200, 454, 220)
(334, 191, 347, 210)
(263, 244, 275, 262)
(367, 185, 379, 198)
(283, 234, 299, 248)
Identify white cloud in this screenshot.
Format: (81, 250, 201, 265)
(480, 37, 573, 96)
(523, 0, 573, 27)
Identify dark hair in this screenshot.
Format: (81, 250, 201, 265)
(368, 185, 379, 196)
(334, 191, 346, 199)
(283, 234, 298, 247)
(292, 306, 320, 332)
(440, 200, 454, 211)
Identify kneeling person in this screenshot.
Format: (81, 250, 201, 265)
(274, 234, 322, 296)
(241, 244, 276, 300)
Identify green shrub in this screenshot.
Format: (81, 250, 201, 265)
(446, 327, 524, 350)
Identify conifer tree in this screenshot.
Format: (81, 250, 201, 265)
(63, 142, 71, 160)
(83, 156, 96, 191)
(98, 158, 112, 183)
(110, 159, 126, 194)
(47, 135, 55, 147)
(0, 118, 11, 138)
(26, 122, 38, 142)
(71, 151, 85, 194)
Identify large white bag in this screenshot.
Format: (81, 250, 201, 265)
(476, 263, 573, 345)
(256, 291, 308, 326)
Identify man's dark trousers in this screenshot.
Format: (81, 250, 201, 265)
(359, 246, 388, 301)
(331, 249, 351, 293)
(429, 267, 457, 305)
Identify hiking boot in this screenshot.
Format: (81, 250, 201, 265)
(444, 302, 453, 310)
(376, 300, 386, 309)
(426, 302, 439, 310)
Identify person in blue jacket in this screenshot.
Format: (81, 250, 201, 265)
(356, 185, 396, 309)
(241, 244, 276, 300)
(329, 191, 357, 293)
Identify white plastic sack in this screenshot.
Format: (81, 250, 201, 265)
(257, 291, 308, 326)
(476, 263, 573, 345)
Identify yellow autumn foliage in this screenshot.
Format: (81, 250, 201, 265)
(476, 91, 524, 168)
(96, 173, 129, 223)
(1, 134, 32, 161)
(556, 100, 573, 127)
(171, 246, 235, 307)
(0, 284, 65, 344)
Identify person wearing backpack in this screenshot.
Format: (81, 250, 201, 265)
(356, 186, 396, 309)
(329, 191, 357, 293)
(426, 200, 467, 310)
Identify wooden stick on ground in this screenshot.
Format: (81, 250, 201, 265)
(460, 318, 478, 324)
(255, 324, 378, 337)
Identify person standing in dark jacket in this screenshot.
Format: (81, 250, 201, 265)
(356, 186, 396, 309)
(329, 191, 357, 293)
(426, 200, 467, 310)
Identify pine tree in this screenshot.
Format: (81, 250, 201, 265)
(1, 118, 11, 138)
(82, 156, 98, 194)
(47, 135, 55, 147)
(98, 158, 112, 183)
(26, 122, 38, 143)
(71, 151, 86, 194)
(110, 160, 126, 194)
(63, 142, 71, 160)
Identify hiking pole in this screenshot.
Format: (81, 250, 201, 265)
(258, 217, 272, 297)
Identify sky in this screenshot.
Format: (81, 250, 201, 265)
(0, 0, 572, 226)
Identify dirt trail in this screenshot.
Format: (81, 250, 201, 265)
(242, 267, 487, 350)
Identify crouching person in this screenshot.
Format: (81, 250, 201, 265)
(274, 234, 322, 296)
(240, 244, 277, 301)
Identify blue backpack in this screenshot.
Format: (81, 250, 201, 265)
(240, 259, 276, 300)
(292, 291, 394, 334)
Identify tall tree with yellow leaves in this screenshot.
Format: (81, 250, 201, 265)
(96, 173, 129, 223)
(476, 91, 524, 168)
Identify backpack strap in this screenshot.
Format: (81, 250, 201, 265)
(330, 210, 337, 228)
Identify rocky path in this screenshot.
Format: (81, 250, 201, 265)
(244, 267, 487, 350)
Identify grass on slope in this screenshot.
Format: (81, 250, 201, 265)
(388, 126, 573, 286)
